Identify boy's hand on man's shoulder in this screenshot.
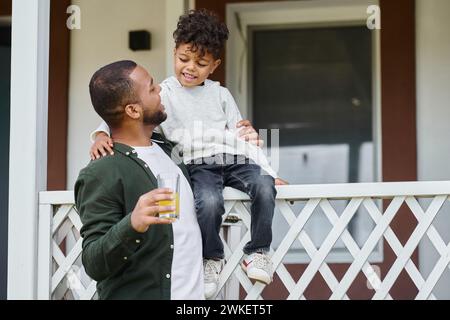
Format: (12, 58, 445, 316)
(90, 132, 114, 160)
(236, 120, 264, 147)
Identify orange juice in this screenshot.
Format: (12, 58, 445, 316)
(159, 193, 180, 220)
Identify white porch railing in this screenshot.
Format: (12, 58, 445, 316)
(38, 181, 450, 300)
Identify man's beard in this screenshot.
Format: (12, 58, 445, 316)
(143, 109, 167, 126)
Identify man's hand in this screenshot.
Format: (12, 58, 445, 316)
(275, 178, 289, 186)
(90, 132, 114, 160)
(131, 188, 175, 233)
(236, 120, 264, 147)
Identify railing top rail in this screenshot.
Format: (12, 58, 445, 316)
(39, 181, 450, 204)
(40, 191, 75, 205)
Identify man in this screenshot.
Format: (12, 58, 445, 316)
(75, 60, 204, 299)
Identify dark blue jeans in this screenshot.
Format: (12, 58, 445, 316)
(187, 154, 277, 259)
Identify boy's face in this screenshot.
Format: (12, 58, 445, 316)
(174, 43, 221, 88)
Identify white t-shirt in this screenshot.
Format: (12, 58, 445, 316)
(132, 143, 204, 300)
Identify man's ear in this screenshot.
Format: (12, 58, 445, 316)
(211, 59, 222, 74)
(124, 104, 141, 120)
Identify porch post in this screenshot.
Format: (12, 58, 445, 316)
(8, 0, 50, 299)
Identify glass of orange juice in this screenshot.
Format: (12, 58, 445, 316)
(157, 172, 180, 221)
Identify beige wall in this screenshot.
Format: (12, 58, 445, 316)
(416, 0, 450, 298)
(67, 0, 184, 187)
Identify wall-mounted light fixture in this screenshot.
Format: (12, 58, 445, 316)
(129, 30, 151, 51)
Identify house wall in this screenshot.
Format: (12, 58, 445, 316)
(67, 0, 184, 187)
(416, 0, 450, 299)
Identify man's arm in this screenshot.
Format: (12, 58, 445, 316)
(75, 172, 173, 281)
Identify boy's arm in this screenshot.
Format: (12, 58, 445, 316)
(89, 121, 166, 160)
(221, 88, 279, 179)
(90, 120, 113, 159)
(221, 89, 263, 146)
(221, 88, 243, 133)
(90, 120, 111, 142)
(74, 172, 144, 281)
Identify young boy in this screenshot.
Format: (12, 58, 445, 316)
(91, 9, 286, 299)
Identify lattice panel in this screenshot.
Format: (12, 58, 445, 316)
(214, 196, 450, 300)
(49, 204, 97, 300)
(38, 192, 450, 300)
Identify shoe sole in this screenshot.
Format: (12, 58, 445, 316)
(204, 283, 218, 299)
(240, 262, 272, 285)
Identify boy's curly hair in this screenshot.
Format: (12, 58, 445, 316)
(173, 9, 229, 59)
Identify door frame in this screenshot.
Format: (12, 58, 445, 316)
(0, 20, 11, 301)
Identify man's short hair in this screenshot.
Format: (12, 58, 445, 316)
(89, 60, 140, 128)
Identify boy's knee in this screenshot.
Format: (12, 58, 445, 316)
(252, 176, 276, 198)
(196, 190, 224, 214)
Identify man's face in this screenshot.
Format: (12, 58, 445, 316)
(129, 66, 167, 125)
(174, 43, 221, 88)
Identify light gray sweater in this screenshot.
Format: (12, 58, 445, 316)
(93, 76, 277, 178)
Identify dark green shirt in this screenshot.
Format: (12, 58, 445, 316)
(74, 134, 191, 300)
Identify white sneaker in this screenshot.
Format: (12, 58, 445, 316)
(241, 252, 273, 284)
(203, 259, 224, 299)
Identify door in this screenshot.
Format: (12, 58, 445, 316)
(0, 24, 11, 300)
(250, 24, 380, 263)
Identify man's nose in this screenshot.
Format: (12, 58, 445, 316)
(156, 84, 161, 93)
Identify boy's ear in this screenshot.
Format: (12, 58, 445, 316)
(211, 59, 222, 74)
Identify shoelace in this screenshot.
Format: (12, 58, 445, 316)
(204, 260, 222, 282)
(251, 254, 273, 274)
